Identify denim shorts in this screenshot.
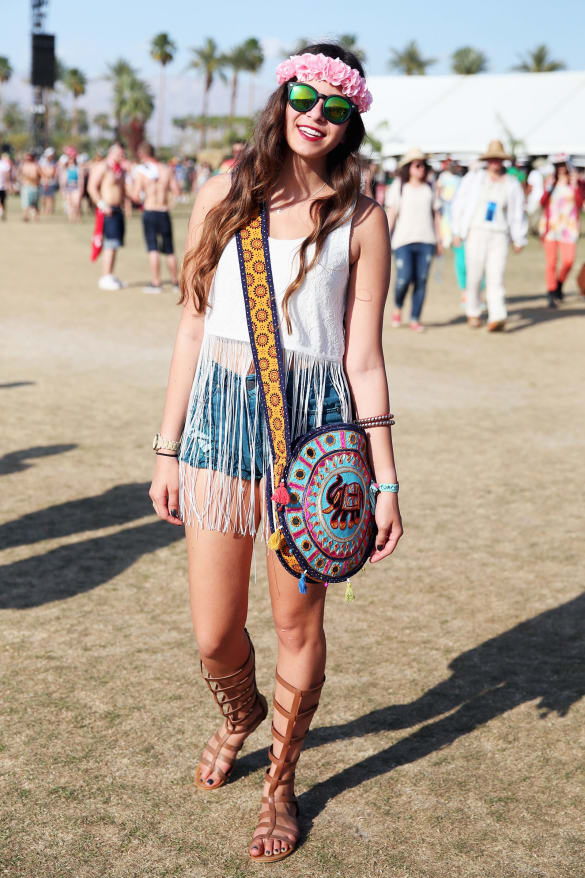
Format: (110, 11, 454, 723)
(180, 362, 345, 481)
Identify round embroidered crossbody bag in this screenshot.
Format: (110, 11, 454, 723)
(235, 207, 376, 595)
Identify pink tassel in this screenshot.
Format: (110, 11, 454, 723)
(271, 480, 290, 505)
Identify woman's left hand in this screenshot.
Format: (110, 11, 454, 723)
(369, 492, 403, 563)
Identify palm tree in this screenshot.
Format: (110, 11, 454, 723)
(150, 32, 177, 148)
(225, 37, 264, 119)
(106, 58, 137, 137)
(513, 44, 566, 73)
(451, 47, 488, 75)
(242, 37, 264, 118)
(187, 38, 228, 147)
(225, 42, 250, 119)
(0, 56, 13, 135)
(336, 34, 366, 64)
(119, 76, 155, 155)
(61, 67, 87, 138)
(388, 40, 436, 75)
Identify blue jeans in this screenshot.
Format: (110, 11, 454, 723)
(180, 362, 345, 482)
(393, 242, 436, 320)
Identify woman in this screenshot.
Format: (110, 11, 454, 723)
(540, 155, 584, 308)
(63, 149, 82, 221)
(385, 147, 442, 332)
(149, 43, 403, 862)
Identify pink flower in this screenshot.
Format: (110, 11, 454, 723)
(275, 52, 372, 113)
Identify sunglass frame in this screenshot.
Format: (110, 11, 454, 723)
(286, 82, 356, 125)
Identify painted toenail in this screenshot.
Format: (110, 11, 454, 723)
(206, 778, 214, 785)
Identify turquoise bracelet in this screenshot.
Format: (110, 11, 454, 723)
(370, 482, 399, 495)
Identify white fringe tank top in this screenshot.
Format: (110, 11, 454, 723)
(179, 214, 354, 535)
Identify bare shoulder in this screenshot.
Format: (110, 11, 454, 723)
(189, 173, 231, 223)
(353, 193, 387, 234)
(186, 173, 232, 246)
(89, 159, 107, 181)
(350, 194, 389, 262)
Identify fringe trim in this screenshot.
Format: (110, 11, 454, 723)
(179, 333, 352, 538)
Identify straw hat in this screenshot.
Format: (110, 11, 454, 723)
(480, 139, 510, 161)
(398, 147, 428, 168)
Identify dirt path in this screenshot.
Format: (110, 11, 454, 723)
(1, 201, 584, 877)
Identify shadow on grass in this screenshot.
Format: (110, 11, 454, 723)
(0, 482, 183, 608)
(0, 520, 183, 609)
(235, 590, 585, 837)
(0, 444, 77, 476)
(0, 482, 152, 549)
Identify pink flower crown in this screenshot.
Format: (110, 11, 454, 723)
(276, 52, 373, 114)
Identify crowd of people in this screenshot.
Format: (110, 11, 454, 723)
(1, 137, 584, 323)
(362, 142, 585, 331)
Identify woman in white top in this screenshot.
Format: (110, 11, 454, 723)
(386, 148, 442, 332)
(149, 43, 403, 862)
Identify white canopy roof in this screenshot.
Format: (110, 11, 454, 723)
(366, 71, 585, 159)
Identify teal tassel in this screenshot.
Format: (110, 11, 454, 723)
(298, 571, 307, 595)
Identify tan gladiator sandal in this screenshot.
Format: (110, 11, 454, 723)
(250, 670, 325, 862)
(195, 629, 268, 791)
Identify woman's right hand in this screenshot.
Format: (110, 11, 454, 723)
(149, 457, 184, 526)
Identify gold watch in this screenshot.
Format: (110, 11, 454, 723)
(152, 433, 181, 453)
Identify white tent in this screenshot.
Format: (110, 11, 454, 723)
(366, 71, 585, 160)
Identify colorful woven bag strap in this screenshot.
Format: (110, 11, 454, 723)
(235, 206, 291, 503)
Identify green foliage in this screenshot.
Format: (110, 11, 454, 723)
(0, 56, 13, 84)
(62, 67, 87, 99)
(150, 33, 177, 68)
(3, 101, 26, 133)
(513, 44, 566, 72)
(105, 57, 154, 151)
(224, 37, 265, 117)
(388, 40, 436, 75)
(187, 38, 229, 145)
(451, 47, 488, 75)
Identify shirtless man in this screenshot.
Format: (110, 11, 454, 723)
(132, 142, 181, 294)
(87, 143, 127, 290)
(19, 153, 41, 222)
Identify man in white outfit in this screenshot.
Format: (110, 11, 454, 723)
(452, 140, 527, 332)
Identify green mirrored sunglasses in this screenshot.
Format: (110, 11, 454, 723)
(287, 82, 356, 125)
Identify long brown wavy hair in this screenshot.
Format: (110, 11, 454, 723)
(179, 42, 367, 333)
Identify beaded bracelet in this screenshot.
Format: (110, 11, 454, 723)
(355, 414, 395, 428)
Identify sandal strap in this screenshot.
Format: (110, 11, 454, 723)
(199, 631, 267, 778)
(259, 671, 325, 838)
(200, 630, 263, 733)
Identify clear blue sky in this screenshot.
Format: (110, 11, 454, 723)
(2, 0, 583, 82)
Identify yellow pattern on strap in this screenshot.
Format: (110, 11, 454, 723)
(239, 216, 288, 489)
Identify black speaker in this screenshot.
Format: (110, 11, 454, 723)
(31, 33, 55, 89)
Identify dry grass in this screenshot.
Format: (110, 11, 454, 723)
(1, 196, 585, 878)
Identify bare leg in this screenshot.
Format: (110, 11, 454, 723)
(250, 551, 327, 858)
(102, 248, 116, 277)
(148, 251, 161, 286)
(166, 253, 179, 285)
(187, 473, 264, 786)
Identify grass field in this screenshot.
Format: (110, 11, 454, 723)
(1, 196, 585, 878)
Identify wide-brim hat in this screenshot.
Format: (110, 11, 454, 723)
(398, 147, 428, 168)
(549, 152, 572, 166)
(480, 139, 511, 161)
